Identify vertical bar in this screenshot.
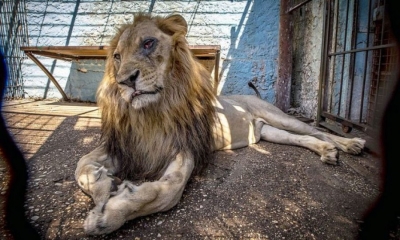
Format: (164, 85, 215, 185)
(21, 0, 29, 98)
(16, 0, 25, 98)
(359, 0, 373, 123)
(324, 0, 334, 112)
(16, 2, 21, 97)
(317, 0, 332, 125)
(329, 0, 340, 114)
(276, 0, 292, 111)
(346, 0, 358, 120)
(214, 49, 220, 95)
(345, 0, 360, 122)
(371, 0, 386, 127)
(337, 0, 351, 116)
(10, 0, 17, 98)
(346, 67, 353, 120)
(23, 0, 29, 46)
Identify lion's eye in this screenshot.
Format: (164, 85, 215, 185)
(143, 39, 155, 50)
(114, 53, 121, 60)
(141, 38, 158, 55)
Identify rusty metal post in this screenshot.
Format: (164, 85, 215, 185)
(276, 0, 292, 112)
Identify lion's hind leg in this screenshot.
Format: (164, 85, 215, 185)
(234, 96, 366, 155)
(311, 132, 366, 155)
(253, 101, 366, 155)
(260, 124, 338, 165)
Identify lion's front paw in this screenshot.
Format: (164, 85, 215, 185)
(320, 144, 338, 165)
(77, 165, 122, 205)
(84, 206, 105, 235)
(84, 204, 125, 235)
(344, 138, 366, 155)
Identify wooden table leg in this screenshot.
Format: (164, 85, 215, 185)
(214, 49, 220, 95)
(25, 52, 69, 101)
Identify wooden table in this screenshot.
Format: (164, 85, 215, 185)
(21, 45, 221, 100)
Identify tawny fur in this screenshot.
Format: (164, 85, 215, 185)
(75, 13, 366, 235)
(96, 14, 216, 180)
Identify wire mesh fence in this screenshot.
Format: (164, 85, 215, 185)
(0, 0, 29, 99)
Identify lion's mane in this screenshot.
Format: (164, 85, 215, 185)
(96, 14, 216, 180)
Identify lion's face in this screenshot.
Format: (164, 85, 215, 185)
(111, 18, 176, 109)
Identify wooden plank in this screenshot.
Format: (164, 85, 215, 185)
(21, 45, 221, 100)
(21, 45, 220, 59)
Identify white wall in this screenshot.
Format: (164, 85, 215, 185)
(23, 0, 280, 103)
(290, 0, 324, 119)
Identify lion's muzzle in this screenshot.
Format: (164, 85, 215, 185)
(119, 69, 140, 88)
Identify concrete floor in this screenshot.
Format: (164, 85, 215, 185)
(1, 99, 383, 239)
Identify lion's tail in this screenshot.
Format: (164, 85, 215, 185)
(248, 81, 261, 98)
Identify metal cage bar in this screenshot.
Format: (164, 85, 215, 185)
(317, 0, 398, 138)
(337, 0, 351, 116)
(0, 0, 28, 99)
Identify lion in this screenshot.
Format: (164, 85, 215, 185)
(75, 13, 366, 235)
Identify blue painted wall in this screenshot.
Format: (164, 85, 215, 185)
(219, 1, 280, 103)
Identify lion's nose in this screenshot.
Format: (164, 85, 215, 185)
(120, 70, 140, 88)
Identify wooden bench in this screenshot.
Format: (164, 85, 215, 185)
(21, 45, 221, 101)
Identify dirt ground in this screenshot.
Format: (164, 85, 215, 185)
(0, 99, 395, 239)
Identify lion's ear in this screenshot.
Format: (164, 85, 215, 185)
(158, 14, 188, 36)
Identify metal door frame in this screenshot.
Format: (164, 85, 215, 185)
(317, 0, 397, 142)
